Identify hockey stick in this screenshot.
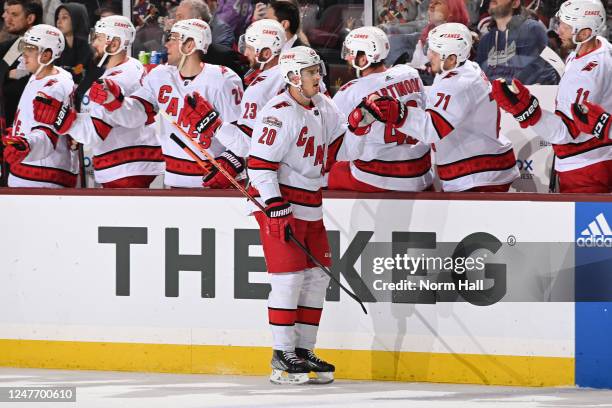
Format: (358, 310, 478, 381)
(548, 155, 557, 193)
(163, 112, 367, 314)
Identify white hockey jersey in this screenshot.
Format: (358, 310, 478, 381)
(248, 90, 363, 221)
(217, 64, 328, 158)
(396, 60, 519, 192)
(332, 65, 433, 191)
(71, 57, 163, 184)
(9, 67, 78, 188)
(531, 36, 612, 172)
(104, 63, 243, 187)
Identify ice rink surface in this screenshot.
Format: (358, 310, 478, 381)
(2, 368, 612, 408)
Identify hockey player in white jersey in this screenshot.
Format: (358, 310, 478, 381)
(83, 19, 243, 188)
(492, 0, 612, 193)
(32, 16, 164, 188)
(1, 24, 78, 188)
(247, 46, 368, 384)
(367, 23, 519, 192)
(329, 26, 433, 192)
(205, 19, 287, 189)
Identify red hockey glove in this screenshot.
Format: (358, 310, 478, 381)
(364, 96, 408, 127)
(89, 78, 124, 112)
(572, 101, 610, 141)
(263, 197, 296, 242)
(348, 98, 377, 136)
(2, 135, 30, 164)
(180, 92, 222, 149)
(202, 150, 245, 189)
(33, 92, 76, 134)
(491, 79, 541, 128)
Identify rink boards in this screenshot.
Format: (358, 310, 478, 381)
(1, 190, 611, 388)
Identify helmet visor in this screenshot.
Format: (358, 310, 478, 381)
(17, 39, 39, 54)
(300, 62, 326, 80)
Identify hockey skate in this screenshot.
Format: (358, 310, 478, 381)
(296, 348, 335, 384)
(269, 350, 310, 385)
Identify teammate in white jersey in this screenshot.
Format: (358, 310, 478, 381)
(368, 23, 519, 192)
(329, 26, 433, 192)
(1, 24, 78, 188)
(32, 16, 164, 188)
(492, 0, 612, 193)
(205, 19, 287, 189)
(84, 19, 243, 188)
(247, 46, 367, 385)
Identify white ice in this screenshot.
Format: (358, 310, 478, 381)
(1, 368, 612, 408)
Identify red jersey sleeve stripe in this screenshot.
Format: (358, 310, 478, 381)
(325, 133, 344, 173)
(248, 155, 280, 171)
(555, 110, 581, 139)
(130, 95, 157, 125)
(426, 109, 454, 139)
(236, 122, 253, 137)
(91, 117, 113, 141)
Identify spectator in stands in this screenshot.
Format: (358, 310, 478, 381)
(54, 2, 92, 84)
(174, 0, 234, 47)
(409, 0, 470, 69)
(68, 0, 101, 28)
(0, 0, 41, 128)
(171, 0, 247, 77)
(214, 0, 255, 42)
(476, 0, 560, 84)
(266, 0, 307, 49)
(41, 0, 60, 25)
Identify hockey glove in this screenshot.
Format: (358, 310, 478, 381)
(348, 98, 377, 136)
(2, 135, 30, 165)
(180, 92, 222, 149)
(364, 96, 408, 127)
(89, 78, 124, 112)
(264, 197, 296, 242)
(491, 79, 541, 128)
(33, 92, 76, 134)
(202, 150, 245, 189)
(572, 101, 610, 141)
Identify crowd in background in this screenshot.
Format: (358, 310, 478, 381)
(3, 0, 610, 95)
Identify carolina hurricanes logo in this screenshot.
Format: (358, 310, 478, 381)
(443, 71, 458, 79)
(582, 61, 598, 72)
(44, 79, 58, 87)
(249, 75, 267, 86)
(273, 101, 291, 109)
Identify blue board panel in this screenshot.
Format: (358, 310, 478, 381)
(575, 202, 612, 389)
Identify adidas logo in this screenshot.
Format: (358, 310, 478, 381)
(576, 213, 612, 247)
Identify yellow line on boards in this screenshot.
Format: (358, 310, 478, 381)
(0, 339, 574, 386)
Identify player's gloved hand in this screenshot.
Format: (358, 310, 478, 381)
(181, 92, 222, 149)
(348, 98, 377, 136)
(89, 78, 124, 112)
(263, 197, 296, 242)
(2, 135, 30, 164)
(202, 150, 245, 189)
(364, 96, 408, 127)
(491, 79, 541, 128)
(572, 100, 610, 141)
(32, 92, 76, 134)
